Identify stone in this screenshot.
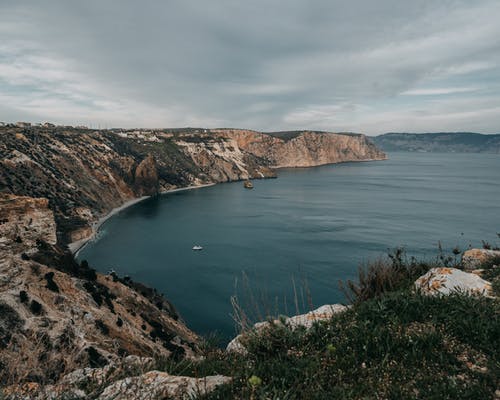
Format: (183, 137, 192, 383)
(415, 268, 493, 297)
(462, 248, 500, 271)
(286, 304, 348, 329)
(97, 371, 231, 400)
(226, 304, 348, 354)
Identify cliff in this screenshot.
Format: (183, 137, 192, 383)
(373, 132, 500, 153)
(0, 193, 199, 387)
(0, 126, 385, 246)
(0, 124, 385, 395)
(215, 129, 386, 168)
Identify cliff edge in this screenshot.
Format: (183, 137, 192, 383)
(0, 126, 385, 246)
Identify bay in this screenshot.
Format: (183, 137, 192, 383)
(78, 152, 500, 341)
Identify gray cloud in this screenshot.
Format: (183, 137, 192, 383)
(0, 0, 499, 134)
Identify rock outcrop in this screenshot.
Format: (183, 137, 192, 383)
(226, 304, 348, 354)
(215, 129, 386, 168)
(414, 267, 493, 297)
(462, 248, 500, 271)
(0, 124, 385, 394)
(97, 371, 230, 400)
(134, 154, 159, 196)
(0, 193, 199, 387)
(0, 126, 385, 246)
(3, 356, 231, 400)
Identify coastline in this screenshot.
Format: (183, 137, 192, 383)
(68, 158, 387, 257)
(272, 155, 388, 170)
(68, 183, 216, 257)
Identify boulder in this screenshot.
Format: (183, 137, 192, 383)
(97, 371, 231, 400)
(462, 248, 500, 271)
(286, 304, 347, 329)
(59, 356, 154, 388)
(226, 304, 347, 354)
(415, 267, 492, 297)
(3, 364, 230, 400)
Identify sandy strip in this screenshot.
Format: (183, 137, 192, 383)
(68, 183, 215, 256)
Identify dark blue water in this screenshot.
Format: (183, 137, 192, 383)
(78, 152, 500, 340)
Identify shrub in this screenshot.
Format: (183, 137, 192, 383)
(19, 290, 29, 303)
(95, 319, 109, 335)
(339, 248, 434, 304)
(29, 300, 43, 315)
(196, 291, 499, 399)
(478, 255, 500, 296)
(0, 303, 22, 348)
(44, 272, 59, 293)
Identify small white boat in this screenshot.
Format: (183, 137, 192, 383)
(192, 245, 203, 251)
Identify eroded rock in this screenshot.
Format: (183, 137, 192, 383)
(226, 304, 348, 354)
(415, 267, 493, 297)
(97, 371, 231, 400)
(0, 194, 199, 386)
(462, 248, 500, 271)
(134, 154, 159, 196)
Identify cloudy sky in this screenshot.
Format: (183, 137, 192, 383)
(1, 1, 499, 135)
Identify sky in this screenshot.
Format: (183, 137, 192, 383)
(0, 0, 499, 135)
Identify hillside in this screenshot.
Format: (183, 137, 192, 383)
(0, 126, 385, 246)
(0, 124, 386, 397)
(373, 132, 500, 153)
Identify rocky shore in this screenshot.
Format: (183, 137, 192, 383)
(0, 125, 387, 398)
(0, 126, 385, 247)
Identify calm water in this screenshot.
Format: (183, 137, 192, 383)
(78, 152, 500, 340)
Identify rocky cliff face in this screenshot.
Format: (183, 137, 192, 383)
(134, 154, 160, 196)
(0, 124, 385, 391)
(0, 126, 384, 245)
(214, 129, 386, 168)
(0, 193, 199, 387)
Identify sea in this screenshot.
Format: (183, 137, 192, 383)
(78, 152, 500, 341)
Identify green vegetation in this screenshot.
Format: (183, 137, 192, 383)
(480, 255, 500, 297)
(156, 251, 499, 399)
(154, 291, 496, 399)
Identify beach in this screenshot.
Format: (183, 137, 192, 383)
(68, 183, 215, 256)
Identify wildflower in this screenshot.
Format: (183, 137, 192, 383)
(248, 375, 262, 387)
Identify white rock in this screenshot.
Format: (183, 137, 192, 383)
(226, 304, 348, 354)
(59, 356, 154, 388)
(462, 248, 500, 271)
(287, 304, 348, 329)
(415, 267, 493, 297)
(97, 371, 231, 400)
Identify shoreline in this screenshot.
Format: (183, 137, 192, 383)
(272, 155, 388, 170)
(68, 183, 216, 257)
(68, 157, 387, 257)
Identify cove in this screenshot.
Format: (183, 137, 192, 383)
(78, 152, 500, 341)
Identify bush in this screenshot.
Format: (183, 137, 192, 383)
(339, 248, 436, 304)
(44, 272, 59, 293)
(19, 290, 29, 303)
(95, 319, 109, 335)
(478, 255, 500, 296)
(196, 292, 499, 399)
(29, 300, 43, 315)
